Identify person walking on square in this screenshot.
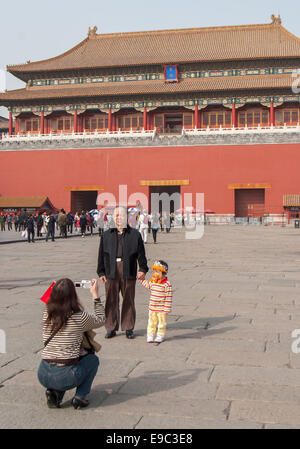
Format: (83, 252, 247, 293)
(7, 214, 13, 231)
(140, 260, 172, 344)
(97, 205, 148, 339)
(67, 212, 74, 234)
(80, 211, 87, 237)
(0, 213, 6, 231)
(87, 213, 94, 236)
(58, 209, 68, 238)
(138, 209, 149, 244)
(14, 213, 19, 232)
(26, 214, 35, 243)
(151, 212, 160, 244)
(45, 212, 55, 242)
(37, 212, 44, 238)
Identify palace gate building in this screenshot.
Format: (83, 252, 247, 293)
(1, 15, 300, 218)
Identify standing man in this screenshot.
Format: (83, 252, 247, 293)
(58, 209, 68, 238)
(7, 214, 12, 231)
(0, 213, 6, 231)
(97, 205, 148, 339)
(36, 212, 44, 238)
(45, 212, 55, 242)
(14, 213, 19, 232)
(67, 212, 74, 234)
(80, 211, 87, 237)
(26, 214, 35, 243)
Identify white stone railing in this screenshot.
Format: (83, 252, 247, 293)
(0, 128, 157, 142)
(2, 124, 300, 143)
(182, 123, 300, 136)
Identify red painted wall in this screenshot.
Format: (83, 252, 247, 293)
(1, 143, 300, 214)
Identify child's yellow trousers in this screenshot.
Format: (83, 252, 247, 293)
(147, 311, 167, 338)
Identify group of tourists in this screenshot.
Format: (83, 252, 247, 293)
(37, 205, 173, 410)
(0, 207, 176, 246)
(0, 211, 29, 232)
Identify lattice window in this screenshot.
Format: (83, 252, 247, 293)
(238, 109, 269, 127)
(20, 117, 41, 133)
(183, 114, 193, 127)
(202, 110, 231, 128)
(117, 113, 143, 130)
(276, 109, 299, 125)
(83, 114, 109, 131)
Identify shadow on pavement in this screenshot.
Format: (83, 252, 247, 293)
(134, 315, 236, 341)
(88, 367, 207, 409)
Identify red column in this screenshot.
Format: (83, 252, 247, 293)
(108, 108, 112, 131)
(143, 107, 147, 130)
(78, 115, 82, 133)
(40, 111, 44, 135)
(232, 103, 236, 128)
(74, 110, 78, 133)
(15, 118, 19, 135)
(199, 109, 202, 129)
(112, 114, 116, 132)
(9, 112, 13, 135)
(270, 102, 275, 127)
(194, 105, 199, 129)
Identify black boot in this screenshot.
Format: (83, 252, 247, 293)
(46, 389, 62, 408)
(72, 396, 89, 409)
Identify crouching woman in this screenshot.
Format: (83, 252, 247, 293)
(37, 278, 105, 409)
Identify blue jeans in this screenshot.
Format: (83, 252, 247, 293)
(37, 354, 99, 401)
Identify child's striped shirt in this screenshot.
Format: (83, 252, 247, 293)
(140, 277, 172, 313)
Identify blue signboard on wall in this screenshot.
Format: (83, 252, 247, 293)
(164, 65, 178, 83)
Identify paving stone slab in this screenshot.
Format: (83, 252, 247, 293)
(216, 383, 300, 403)
(118, 374, 218, 399)
(136, 415, 262, 429)
(229, 400, 300, 426)
(211, 365, 300, 387)
(0, 403, 141, 429)
(100, 394, 230, 421)
(127, 360, 214, 381)
(98, 358, 140, 378)
(187, 348, 288, 368)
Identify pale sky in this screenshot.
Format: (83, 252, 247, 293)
(0, 0, 299, 117)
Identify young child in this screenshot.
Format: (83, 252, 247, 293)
(140, 260, 173, 343)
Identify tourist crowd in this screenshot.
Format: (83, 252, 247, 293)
(0, 208, 176, 244)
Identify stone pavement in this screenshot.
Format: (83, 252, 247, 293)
(1, 225, 300, 429)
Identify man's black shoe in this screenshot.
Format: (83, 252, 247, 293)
(105, 331, 116, 339)
(126, 330, 135, 339)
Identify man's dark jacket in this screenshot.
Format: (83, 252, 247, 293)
(97, 226, 148, 280)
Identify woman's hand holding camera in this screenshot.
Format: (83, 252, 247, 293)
(90, 278, 100, 300)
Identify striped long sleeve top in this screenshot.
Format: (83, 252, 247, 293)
(140, 277, 173, 313)
(41, 300, 105, 361)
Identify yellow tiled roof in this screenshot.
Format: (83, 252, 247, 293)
(0, 196, 49, 208)
(7, 19, 300, 76)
